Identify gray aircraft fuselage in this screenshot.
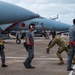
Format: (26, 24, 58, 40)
(5, 18, 71, 31)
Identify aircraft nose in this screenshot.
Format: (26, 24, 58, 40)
(0, 1, 40, 24)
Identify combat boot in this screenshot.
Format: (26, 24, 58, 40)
(46, 47, 49, 53)
(2, 64, 8, 67)
(58, 61, 64, 65)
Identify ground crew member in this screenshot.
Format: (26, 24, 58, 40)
(67, 19, 75, 71)
(46, 31, 75, 65)
(0, 28, 7, 67)
(23, 23, 35, 69)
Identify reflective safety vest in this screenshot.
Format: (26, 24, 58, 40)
(0, 39, 2, 45)
(0, 43, 2, 45)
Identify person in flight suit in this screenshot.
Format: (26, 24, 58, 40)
(0, 28, 7, 67)
(23, 23, 35, 69)
(46, 31, 75, 65)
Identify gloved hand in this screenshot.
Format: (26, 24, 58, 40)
(29, 42, 34, 46)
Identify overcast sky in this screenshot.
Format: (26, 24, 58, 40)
(1, 0, 75, 25)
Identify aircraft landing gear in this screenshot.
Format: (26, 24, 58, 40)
(44, 33, 49, 39)
(41, 24, 49, 39)
(16, 39, 21, 44)
(16, 31, 21, 44)
(42, 32, 49, 39)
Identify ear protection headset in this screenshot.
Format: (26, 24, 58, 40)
(29, 23, 35, 29)
(29, 25, 33, 29)
(30, 25, 33, 29)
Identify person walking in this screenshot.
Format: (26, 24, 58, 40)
(67, 19, 75, 71)
(23, 23, 35, 69)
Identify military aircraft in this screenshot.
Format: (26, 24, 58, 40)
(0, 1, 40, 24)
(0, 1, 40, 42)
(2, 17, 70, 31)
(0, 17, 71, 44)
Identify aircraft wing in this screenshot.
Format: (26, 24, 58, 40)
(0, 24, 12, 31)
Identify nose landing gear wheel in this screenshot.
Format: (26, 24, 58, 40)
(16, 39, 21, 44)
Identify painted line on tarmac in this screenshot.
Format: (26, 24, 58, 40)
(69, 65, 75, 75)
(4, 57, 68, 60)
(35, 40, 45, 41)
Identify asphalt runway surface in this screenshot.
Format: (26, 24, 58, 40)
(0, 36, 70, 75)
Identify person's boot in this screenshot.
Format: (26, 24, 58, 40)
(67, 68, 73, 71)
(46, 47, 49, 53)
(58, 61, 64, 65)
(2, 64, 8, 67)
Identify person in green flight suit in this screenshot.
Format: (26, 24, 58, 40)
(46, 31, 75, 65)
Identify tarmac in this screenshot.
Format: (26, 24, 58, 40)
(0, 36, 72, 75)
